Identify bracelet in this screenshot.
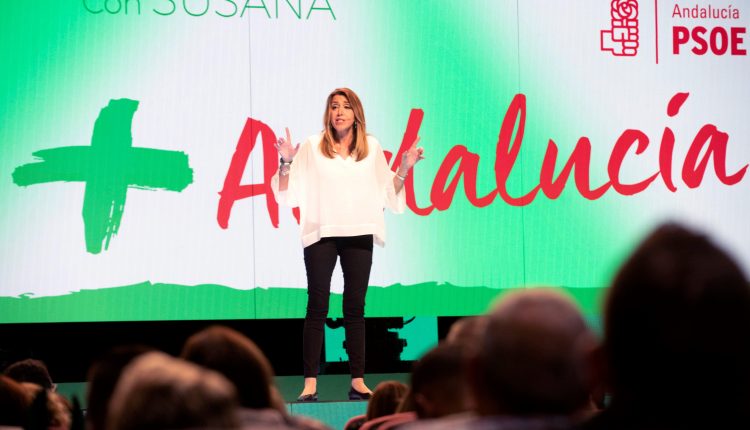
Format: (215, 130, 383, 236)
(280, 156, 292, 165)
(279, 164, 291, 176)
(395, 172, 407, 181)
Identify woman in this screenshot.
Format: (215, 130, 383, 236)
(366, 381, 409, 421)
(272, 88, 423, 401)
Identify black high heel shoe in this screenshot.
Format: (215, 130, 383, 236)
(296, 392, 318, 402)
(348, 387, 372, 401)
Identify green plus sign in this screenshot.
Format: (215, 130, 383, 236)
(12, 98, 193, 254)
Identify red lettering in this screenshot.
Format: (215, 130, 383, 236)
(667, 92, 690, 117)
(217, 118, 280, 229)
(217, 92, 747, 228)
(675, 26, 746, 56)
(673, 26, 689, 54)
(659, 127, 677, 192)
(661, 92, 690, 192)
(390, 109, 436, 215)
(608, 130, 658, 195)
(691, 26, 708, 55)
(383, 150, 393, 164)
(539, 138, 611, 199)
(430, 145, 496, 210)
(682, 125, 748, 188)
(731, 27, 747, 55)
(710, 26, 728, 55)
(494, 94, 540, 206)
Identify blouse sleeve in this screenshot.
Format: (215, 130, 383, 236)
(373, 138, 406, 214)
(271, 139, 309, 207)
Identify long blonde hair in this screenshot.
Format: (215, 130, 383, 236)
(320, 88, 369, 161)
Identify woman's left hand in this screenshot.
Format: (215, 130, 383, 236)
(400, 136, 424, 171)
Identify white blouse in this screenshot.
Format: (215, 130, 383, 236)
(271, 133, 406, 248)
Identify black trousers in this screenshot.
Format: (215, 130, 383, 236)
(302, 235, 373, 378)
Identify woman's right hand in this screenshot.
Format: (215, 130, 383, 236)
(275, 127, 300, 162)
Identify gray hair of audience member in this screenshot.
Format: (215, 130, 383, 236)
(3, 358, 54, 390)
(471, 288, 595, 416)
(604, 223, 750, 421)
(106, 352, 239, 430)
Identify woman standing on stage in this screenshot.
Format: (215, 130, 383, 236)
(271, 88, 423, 401)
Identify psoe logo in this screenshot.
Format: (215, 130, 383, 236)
(601, 0, 639, 56)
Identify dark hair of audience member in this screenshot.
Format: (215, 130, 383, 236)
(410, 343, 469, 419)
(471, 288, 595, 417)
(603, 223, 750, 425)
(22, 382, 71, 430)
(3, 358, 54, 390)
(366, 381, 408, 421)
(181, 325, 275, 410)
(106, 352, 239, 430)
(395, 388, 417, 414)
(0, 375, 30, 426)
(85, 344, 154, 430)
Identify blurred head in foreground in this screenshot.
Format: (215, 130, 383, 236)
(470, 288, 596, 417)
(107, 352, 239, 430)
(603, 223, 750, 426)
(181, 325, 275, 410)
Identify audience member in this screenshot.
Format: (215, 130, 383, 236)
(0, 375, 30, 427)
(181, 325, 274, 409)
(85, 345, 153, 430)
(106, 351, 239, 430)
(360, 411, 417, 430)
(181, 325, 331, 430)
(576, 223, 750, 430)
(472, 288, 595, 419)
(22, 382, 71, 430)
(16, 222, 750, 430)
(410, 344, 470, 419)
(344, 413, 367, 430)
(404, 288, 596, 430)
(395, 388, 417, 414)
(366, 381, 408, 421)
(4, 358, 54, 390)
(445, 315, 488, 349)
(444, 288, 594, 430)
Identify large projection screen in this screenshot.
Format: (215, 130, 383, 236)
(2, 0, 748, 323)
